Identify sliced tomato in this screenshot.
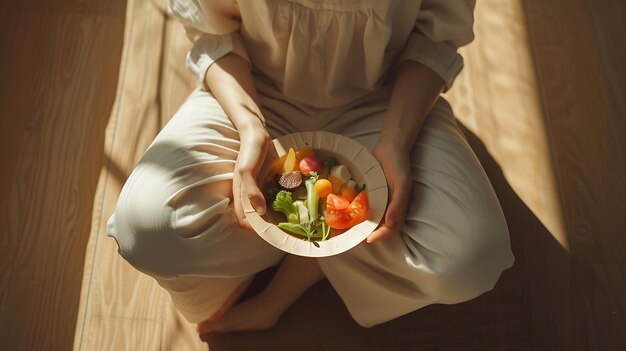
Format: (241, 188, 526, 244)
(325, 206, 351, 229)
(325, 191, 369, 229)
(345, 191, 369, 227)
(326, 193, 350, 210)
(325, 194, 351, 229)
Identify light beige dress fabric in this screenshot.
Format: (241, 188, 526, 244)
(106, 0, 515, 327)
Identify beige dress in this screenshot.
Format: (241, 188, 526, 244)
(106, 0, 515, 327)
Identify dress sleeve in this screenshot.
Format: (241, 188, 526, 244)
(397, 0, 476, 92)
(168, 0, 250, 90)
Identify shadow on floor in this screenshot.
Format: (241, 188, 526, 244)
(205, 120, 576, 350)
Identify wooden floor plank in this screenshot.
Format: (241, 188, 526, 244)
(523, 0, 626, 263)
(586, 0, 626, 169)
(0, 2, 126, 350)
(523, 0, 626, 348)
(445, 0, 567, 246)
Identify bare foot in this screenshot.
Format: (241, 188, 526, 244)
(197, 293, 280, 334)
(198, 255, 324, 336)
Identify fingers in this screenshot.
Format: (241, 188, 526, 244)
(366, 224, 394, 243)
(233, 170, 266, 231)
(385, 174, 411, 227)
(367, 175, 411, 243)
(242, 172, 266, 215)
(232, 133, 269, 230)
(232, 173, 252, 230)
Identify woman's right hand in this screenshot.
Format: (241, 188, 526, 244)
(232, 125, 271, 230)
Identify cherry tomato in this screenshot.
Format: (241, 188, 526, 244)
(299, 155, 324, 176)
(325, 191, 369, 229)
(314, 179, 333, 198)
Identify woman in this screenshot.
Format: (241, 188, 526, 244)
(106, 0, 514, 335)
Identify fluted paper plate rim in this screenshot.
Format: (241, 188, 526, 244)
(242, 131, 388, 257)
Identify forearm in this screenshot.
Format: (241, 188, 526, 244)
(380, 61, 446, 149)
(205, 53, 267, 145)
(205, 53, 268, 174)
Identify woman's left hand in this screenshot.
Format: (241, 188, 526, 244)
(367, 139, 413, 243)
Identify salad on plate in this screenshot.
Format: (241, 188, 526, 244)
(262, 146, 369, 242)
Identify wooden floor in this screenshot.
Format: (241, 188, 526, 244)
(0, 0, 624, 350)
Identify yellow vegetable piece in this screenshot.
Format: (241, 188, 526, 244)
(295, 146, 315, 160)
(327, 176, 343, 194)
(283, 148, 297, 173)
(314, 179, 333, 198)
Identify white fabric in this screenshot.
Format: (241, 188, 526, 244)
(107, 83, 514, 326)
(168, 0, 476, 104)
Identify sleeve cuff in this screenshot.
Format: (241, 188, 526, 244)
(186, 32, 250, 91)
(397, 33, 465, 92)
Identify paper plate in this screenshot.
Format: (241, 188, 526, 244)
(242, 131, 388, 257)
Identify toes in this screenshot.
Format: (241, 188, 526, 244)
(198, 320, 227, 334)
(196, 298, 281, 335)
(197, 310, 236, 334)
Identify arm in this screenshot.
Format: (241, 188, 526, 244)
(380, 60, 445, 151)
(205, 53, 270, 229)
(168, 1, 265, 228)
(367, 61, 445, 243)
(367, 0, 476, 242)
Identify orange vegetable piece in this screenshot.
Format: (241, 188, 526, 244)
(341, 186, 358, 203)
(269, 155, 287, 174)
(327, 176, 343, 194)
(296, 146, 315, 160)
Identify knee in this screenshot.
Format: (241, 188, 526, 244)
(106, 194, 178, 278)
(107, 167, 230, 279)
(421, 213, 515, 303)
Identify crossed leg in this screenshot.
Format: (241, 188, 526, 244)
(107, 87, 513, 334)
(196, 96, 514, 332)
(106, 88, 286, 325)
